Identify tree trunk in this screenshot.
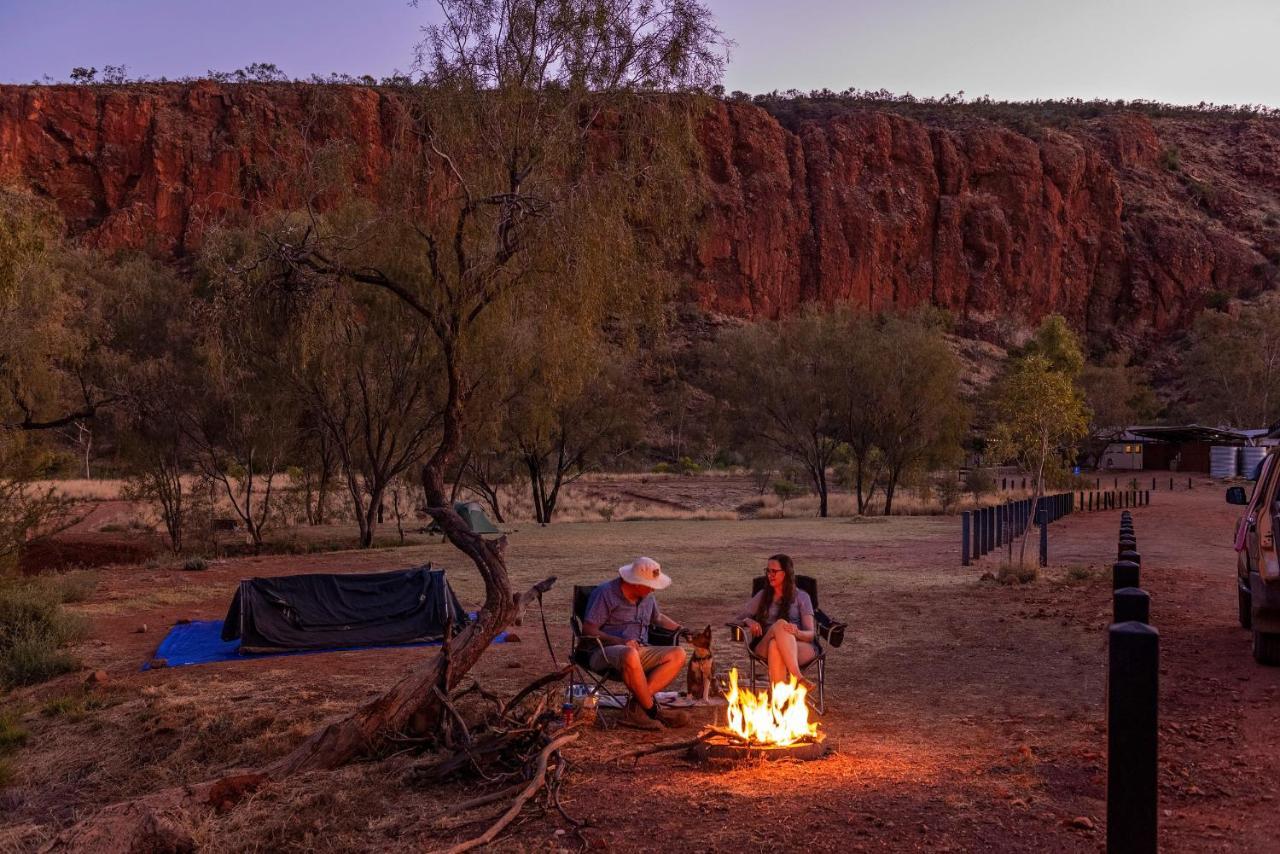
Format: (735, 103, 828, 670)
(263, 462, 515, 775)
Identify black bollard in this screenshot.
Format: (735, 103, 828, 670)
(1113, 559, 1140, 589)
(1119, 541, 1137, 557)
(1170, 477, 1174, 491)
(1107, 621, 1159, 854)
(1119, 549, 1141, 567)
(961, 511, 971, 566)
(1114, 587, 1151, 624)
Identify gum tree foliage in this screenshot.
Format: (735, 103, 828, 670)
(868, 313, 967, 515)
(708, 309, 966, 518)
(704, 311, 844, 517)
(987, 318, 1091, 564)
(0, 190, 92, 572)
(1182, 300, 1280, 427)
(505, 347, 644, 524)
(1080, 354, 1159, 467)
(207, 0, 727, 772)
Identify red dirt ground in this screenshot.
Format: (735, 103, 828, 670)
(1, 477, 1275, 852)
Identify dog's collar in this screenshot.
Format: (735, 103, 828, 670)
(691, 649, 713, 660)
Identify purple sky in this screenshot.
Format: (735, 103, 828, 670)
(3, 0, 1279, 105)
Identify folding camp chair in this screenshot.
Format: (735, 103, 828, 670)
(727, 575, 846, 715)
(567, 584, 680, 725)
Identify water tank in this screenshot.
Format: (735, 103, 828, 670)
(1241, 447, 1267, 479)
(1210, 445, 1240, 479)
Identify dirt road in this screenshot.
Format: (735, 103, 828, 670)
(1, 481, 1274, 852)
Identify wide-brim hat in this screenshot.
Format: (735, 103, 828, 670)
(618, 557, 671, 590)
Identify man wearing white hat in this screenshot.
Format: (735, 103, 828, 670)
(582, 557, 691, 730)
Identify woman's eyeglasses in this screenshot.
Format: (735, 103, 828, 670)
(765, 567, 783, 575)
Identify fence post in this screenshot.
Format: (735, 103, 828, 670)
(1113, 559, 1140, 589)
(1119, 549, 1141, 567)
(1188, 477, 1192, 490)
(1108, 622, 1159, 854)
(1114, 587, 1151, 624)
(962, 511, 971, 566)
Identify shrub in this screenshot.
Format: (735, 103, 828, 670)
(1066, 565, 1096, 582)
(1159, 147, 1181, 172)
(934, 474, 963, 514)
(964, 468, 995, 503)
(54, 571, 97, 603)
(772, 480, 804, 503)
(1205, 289, 1231, 312)
(0, 577, 88, 689)
(997, 561, 1038, 585)
(676, 456, 702, 475)
(182, 557, 209, 572)
(651, 462, 673, 474)
(0, 710, 26, 752)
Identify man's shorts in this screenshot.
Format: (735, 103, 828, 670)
(588, 643, 673, 674)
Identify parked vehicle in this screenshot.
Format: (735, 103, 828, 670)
(1227, 450, 1280, 664)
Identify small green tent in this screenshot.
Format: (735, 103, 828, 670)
(454, 501, 500, 534)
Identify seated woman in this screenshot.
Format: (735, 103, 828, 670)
(734, 554, 817, 687)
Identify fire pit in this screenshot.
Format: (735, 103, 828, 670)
(689, 668, 828, 764)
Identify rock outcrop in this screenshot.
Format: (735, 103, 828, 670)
(3, 82, 1278, 344)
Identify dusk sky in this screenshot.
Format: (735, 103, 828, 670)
(2, 0, 1279, 106)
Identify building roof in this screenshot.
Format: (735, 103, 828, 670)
(1127, 424, 1259, 445)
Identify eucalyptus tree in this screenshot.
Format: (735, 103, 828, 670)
(212, 0, 726, 771)
(705, 311, 844, 517)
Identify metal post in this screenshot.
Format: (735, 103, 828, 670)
(988, 506, 996, 553)
(1107, 621, 1159, 854)
(1113, 559, 1140, 590)
(962, 511, 971, 566)
(1114, 588, 1151, 624)
(1038, 505, 1048, 567)
(1169, 477, 1173, 491)
(995, 503, 1003, 547)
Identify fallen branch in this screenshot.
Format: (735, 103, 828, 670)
(501, 665, 572, 717)
(614, 731, 712, 762)
(444, 783, 523, 815)
(431, 732, 580, 854)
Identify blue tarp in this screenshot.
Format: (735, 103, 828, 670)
(143, 617, 506, 670)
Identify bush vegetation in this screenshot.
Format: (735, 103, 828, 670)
(0, 573, 93, 690)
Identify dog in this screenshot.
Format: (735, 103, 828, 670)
(685, 624, 715, 703)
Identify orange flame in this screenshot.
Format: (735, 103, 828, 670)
(723, 667, 819, 746)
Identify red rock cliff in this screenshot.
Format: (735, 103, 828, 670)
(3, 83, 1277, 343)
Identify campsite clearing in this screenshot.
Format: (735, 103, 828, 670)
(2, 484, 1278, 852)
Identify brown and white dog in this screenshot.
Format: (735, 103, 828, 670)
(685, 624, 715, 703)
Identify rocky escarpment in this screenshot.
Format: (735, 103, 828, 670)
(2, 82, 1278, 346)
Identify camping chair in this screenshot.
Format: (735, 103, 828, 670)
(727, 575, 846, 715)
(567, 584, 681, 726)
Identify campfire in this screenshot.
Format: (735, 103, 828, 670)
(691, 667, 826, 763)
(724, 667, 818, 746)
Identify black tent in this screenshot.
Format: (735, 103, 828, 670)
(221, 565, 469, 653)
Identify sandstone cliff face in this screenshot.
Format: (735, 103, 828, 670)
(3, 83, 1278, 344)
